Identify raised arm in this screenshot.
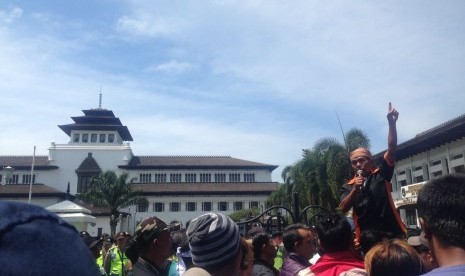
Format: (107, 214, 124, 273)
(385, 102, 399, 165)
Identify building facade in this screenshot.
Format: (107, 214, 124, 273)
(0, 107, 278, 236)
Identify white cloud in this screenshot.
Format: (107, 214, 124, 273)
(0, 6, 22, 24)
(146, 60, 195, 74)
(115, 14, 184, 38)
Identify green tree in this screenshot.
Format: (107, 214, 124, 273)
(273, 128, 370, 210)
(79, 170, 148, 236)
(228, 208, 261, 222)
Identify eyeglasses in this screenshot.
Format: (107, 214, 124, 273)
(350, 157, 368, 166)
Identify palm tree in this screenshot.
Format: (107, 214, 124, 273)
(274, 128, 370, 210)
(79, 170, 148, 236)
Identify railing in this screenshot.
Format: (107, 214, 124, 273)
(237, 193, 330, 235)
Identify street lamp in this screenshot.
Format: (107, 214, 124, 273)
(2, 166, 14, 185)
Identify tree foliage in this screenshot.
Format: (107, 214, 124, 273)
(79, 170, 148, 235)
(228, 208, 261, 222)
(269, 128, 370, 211)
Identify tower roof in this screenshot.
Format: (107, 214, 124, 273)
(58, 108, 133, 141)
(75, 153, 102, 174)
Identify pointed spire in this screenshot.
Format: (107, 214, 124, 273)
(66, 182, 71, 200)
(99, 86, 103, 109)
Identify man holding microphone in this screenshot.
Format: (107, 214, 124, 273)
(339, 103, 406, 242)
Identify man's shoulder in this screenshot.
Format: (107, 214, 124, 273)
(422, 265, 465, 276)
(253, 261, 277, 275)
(281, 254, 310, 276)
(297, 267, 367, 276)
(128, 258, 163, 276)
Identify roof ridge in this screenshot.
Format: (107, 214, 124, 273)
(136, 155, 232, 158)
(0, 155, 48, 158)
(415, 113, 465, 137)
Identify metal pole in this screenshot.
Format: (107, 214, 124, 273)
(293, 192, 300, 223)
(28, 146, 36, 204)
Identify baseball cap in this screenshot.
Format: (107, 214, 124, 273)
(407, 232, 428, 248)
(115, 231, 131, 240)
(135, 216, 169, 244)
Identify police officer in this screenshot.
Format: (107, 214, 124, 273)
(105, 232, 131, 276)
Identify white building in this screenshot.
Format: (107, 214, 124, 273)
(374, 113, 465, 229)
(0, 106, 278, 236)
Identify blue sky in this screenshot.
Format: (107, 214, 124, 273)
(0, 1, 464, 181)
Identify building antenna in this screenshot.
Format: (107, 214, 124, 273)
(335, 110, 352, 177)
(99, 86, 103, 109)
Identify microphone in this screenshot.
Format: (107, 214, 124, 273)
(356, 169, 367, 189)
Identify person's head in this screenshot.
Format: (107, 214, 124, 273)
(0, 201, 100, 275)
(171, 230, 187, 255)
(102, 235, 114, 251)
(359, 229, 388, 256)
(115, 231, 130, 250)
(283, 223, 315, 259)
(247, 226, 265, 239)
(350, 147, 374, 173)
(252, 233, 276, 263)
(126, 216, 172, 265)
(316, 213, 353, 253)
(417, 174, 465, 251)
(81, 234, 103, 260)
(407, 232, 429, 254)
(187, 213, 241, 275)
(239, 238, 254, 276)
(365, 239, 427, 276)
(271, 231, 283, 246)
(407, 232, 436, 271)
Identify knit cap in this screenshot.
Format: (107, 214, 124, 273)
(187, 213, 240, 268)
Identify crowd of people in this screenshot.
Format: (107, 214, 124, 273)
(0, 172, 464, 276)
(81, 172, 462, 276)
(1, 172, 464, 276)
(1, 103, 465, 275)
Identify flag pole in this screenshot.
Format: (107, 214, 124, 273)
(28, 146, 36, 204)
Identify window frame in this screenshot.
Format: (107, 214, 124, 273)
(186, 202, 197, 212)
(202, 202, 212, 211)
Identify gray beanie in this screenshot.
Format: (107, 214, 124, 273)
(187, 212, 240, 268)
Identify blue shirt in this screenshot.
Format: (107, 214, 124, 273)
(422, 264, 465, 276)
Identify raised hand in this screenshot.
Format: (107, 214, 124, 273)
(387, 102, 399, 124)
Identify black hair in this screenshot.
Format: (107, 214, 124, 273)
(124, 238, 140, 264)
(283, 223, 309, 253)
(172, 230, 188, 247)
(359, 229, 388, 256)
(252, 233, 270, 260)
(271, 231, 283, 239)
(417, 174, 465, 250)
(316, 213, 352, 253)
